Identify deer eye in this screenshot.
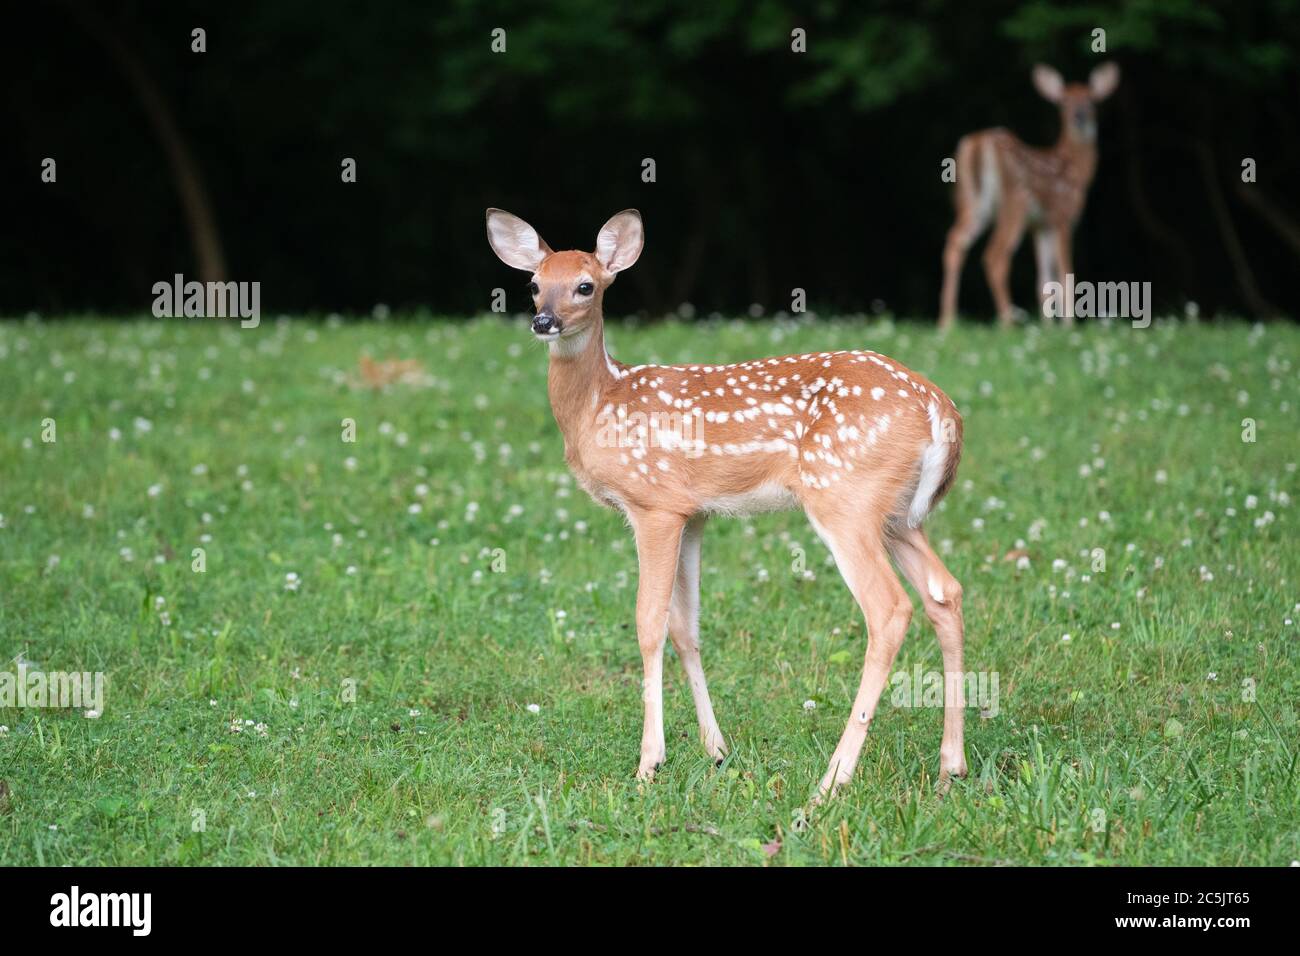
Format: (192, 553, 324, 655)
(577, 282, 594, 296)
(528, 281, 539, 296)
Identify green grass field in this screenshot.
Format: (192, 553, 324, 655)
(0, 314, 1296, 865)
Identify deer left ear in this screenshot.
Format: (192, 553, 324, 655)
(1089, 63, 1120, 101)
(1032, 65, 1064, 103)
(596, 210, 644, 274)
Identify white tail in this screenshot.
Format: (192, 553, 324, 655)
(940, 62, 1120, 328)
(487, 208, 968, 798)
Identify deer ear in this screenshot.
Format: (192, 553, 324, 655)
(486, 209, 553, 272)
(595, 210, 643, 274)
(1032, 64, 1064, 103)
(1089, 63, 1120, 101)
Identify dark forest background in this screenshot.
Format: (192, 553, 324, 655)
(3, 0, 1298, 320)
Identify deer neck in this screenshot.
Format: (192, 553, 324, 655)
(1053, 130, 1098, 184)
(545, 316, 619, 443)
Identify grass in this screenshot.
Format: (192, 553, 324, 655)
(0, 312, 1296, 866)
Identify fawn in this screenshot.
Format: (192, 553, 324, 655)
(487, 208, 967, 797)
(940, 63, 1120, 328)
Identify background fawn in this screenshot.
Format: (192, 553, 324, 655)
(488, 208, 968, 797)
(940, 63, 1120, 328)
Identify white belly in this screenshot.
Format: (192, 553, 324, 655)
(698, 482, 799, 517)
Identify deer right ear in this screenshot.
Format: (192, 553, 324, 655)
(1032, 65, 1064, 103)
(486, 209, 553, 271)
(596, 210, 644, 274)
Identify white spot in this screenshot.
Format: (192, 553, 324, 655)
(927, 575, 946, 604)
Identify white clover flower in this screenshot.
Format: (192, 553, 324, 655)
(284, 572, 300, 592)
(803, 699, 816, 711)
(1061, 634, 1072, 643)
(526, 703, 541, 714)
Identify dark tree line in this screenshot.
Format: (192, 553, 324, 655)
(3, 0, 1297, 319)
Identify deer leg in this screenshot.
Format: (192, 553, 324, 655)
(1055, 228, 1075, 327)
(1034, 228, 1059, 324)
(940, 216, 985, 330)
(983, 198, 1027, 327)
(808, 512, 913, 798)
(627, 508, 687, 781)
(667, 515, 726, 762)
(886, 527, 968, 790)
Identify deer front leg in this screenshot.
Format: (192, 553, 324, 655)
(667, 515, 727, 762)
(628, 508, 687, 781)
(1055, 228, 1075, 327)
(1034, 228, 1059, 324)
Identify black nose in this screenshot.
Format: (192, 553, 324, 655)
(532, 311, 559, 335)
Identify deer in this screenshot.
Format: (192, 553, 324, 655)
(487, 208, 968, 799)
(939, 62, 1120, 329)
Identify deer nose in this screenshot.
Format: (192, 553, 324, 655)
(532, 310, 560, 335)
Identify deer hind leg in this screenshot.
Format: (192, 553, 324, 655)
(940, 211, 992, 331)
(940, 137, 991, 329)
(982, 194, 1028, 327)
(666, 515, 727, 762)
(886, 527, 968, 789)
(1034, 228, 1059, 324)
(627, 508, 687, 781)
(807, 509, 913, 798)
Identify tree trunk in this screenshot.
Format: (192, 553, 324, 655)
(1194, 140, 1278, 319)
(64, 1, 228, 284)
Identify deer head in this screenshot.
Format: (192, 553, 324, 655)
(485, 208, 643, 351)
(1032, 63, 1120, 144)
